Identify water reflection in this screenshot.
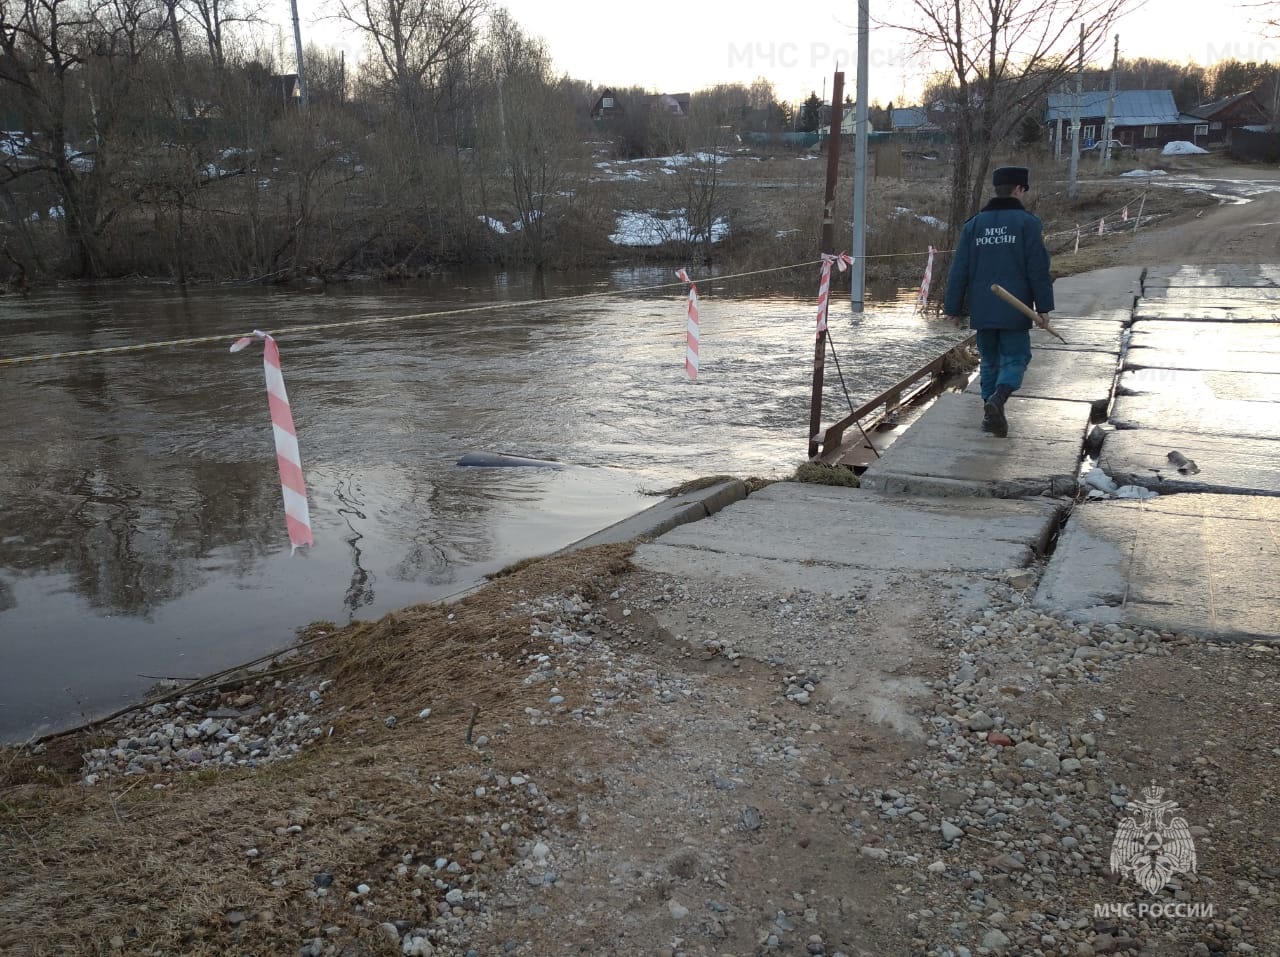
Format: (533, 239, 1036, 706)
(0, 271, 963, 740)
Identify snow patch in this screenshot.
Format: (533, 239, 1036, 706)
(1161, 141, 1208, 155)
(893, 206, 947, 229)
(609, 209, 729, 247)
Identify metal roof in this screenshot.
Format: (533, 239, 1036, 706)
(1191, 91, 1253, 119)
(892, 107, 928, 128)
(1046, 90, 1180, 125)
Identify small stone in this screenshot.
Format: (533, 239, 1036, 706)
(941, 820, 964, 842)
(967, 711, 995, 732)
(1004, 568, 1036, 590)
(987, 732, 1014, 747)
(982, 928, 1011, 954)
(668, 900, 689, 920)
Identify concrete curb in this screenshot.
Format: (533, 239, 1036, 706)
(559, 479, 749, 553)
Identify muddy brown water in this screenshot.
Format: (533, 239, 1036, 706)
(0, 268, 966, 742)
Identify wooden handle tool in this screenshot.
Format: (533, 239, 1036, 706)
(990, 284, 1068, 344)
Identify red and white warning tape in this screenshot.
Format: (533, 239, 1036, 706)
(676, 268, 700, 381)
(915, 245, 936, 311)
(230, 330, 314, 551)
(815, 252, 852, 335)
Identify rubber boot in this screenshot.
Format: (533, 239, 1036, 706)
(984, 386, 1012, 438)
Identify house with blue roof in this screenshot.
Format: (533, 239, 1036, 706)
(1045, 90, 1202, 151)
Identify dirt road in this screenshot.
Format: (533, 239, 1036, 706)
(1127, 167, 1280, 266)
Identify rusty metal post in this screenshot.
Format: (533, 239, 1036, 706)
(808, 71, 845, 459)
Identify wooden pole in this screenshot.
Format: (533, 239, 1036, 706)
(808, 71, 845, 459)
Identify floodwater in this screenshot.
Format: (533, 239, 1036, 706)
(0, 268, 967, 742)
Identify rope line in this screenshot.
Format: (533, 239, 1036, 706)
(0, 185, 1160, 368)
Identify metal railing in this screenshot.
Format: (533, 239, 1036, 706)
(813, 333, 976, 465)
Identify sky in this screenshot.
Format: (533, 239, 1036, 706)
(275, 0, 1274, 107)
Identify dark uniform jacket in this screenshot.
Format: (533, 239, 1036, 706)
(943, 197, 1055, 330)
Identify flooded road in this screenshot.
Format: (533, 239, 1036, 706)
(0, 268, 966, 741)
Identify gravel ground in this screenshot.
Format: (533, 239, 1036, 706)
(15, 545, 1275, 957)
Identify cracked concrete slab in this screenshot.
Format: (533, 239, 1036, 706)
(1096, 427, 1280, 496)
(1031, 318, 1125, 355)
(1143, 264, 1280, 288)
(1112, 363, 1280, 440)
(1126, 320, 1280, 374)
(1126, 345, 1280, 374)
(1133, 303, 1280, 322)
(964, 349, 1118, 413)
(1035, 494, 1280, 641)
(632, 482, 1064, 592)
(1051, 266, 1143, 316)
(858, 392, 1091, 498)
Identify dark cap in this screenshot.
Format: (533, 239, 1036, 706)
(992, 166, 1030, 189)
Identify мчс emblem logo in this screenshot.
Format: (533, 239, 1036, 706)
(1109, 784, 1198, 895)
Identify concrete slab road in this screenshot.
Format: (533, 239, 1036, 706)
(1035, 493, 1280, 642)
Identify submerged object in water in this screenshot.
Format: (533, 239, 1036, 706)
(456, 451, 566, 469)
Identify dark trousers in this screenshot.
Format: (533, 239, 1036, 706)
(975, 329, 1032, 401)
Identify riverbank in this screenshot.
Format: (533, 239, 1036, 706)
(5, 531, 1278, 956)
(3, 172, 1279, 956)
(1, 147, 1227, 290)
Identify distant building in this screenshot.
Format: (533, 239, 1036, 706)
(891, 107, 930, 132)
(272, 74, 303, 106)
(1045, 90, 1200, 150)
(590, 89, 624, 121)
(590, 89, 690, 121)
(1188, 91, 1271, 146)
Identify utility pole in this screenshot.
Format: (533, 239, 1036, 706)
(289, 0, 309, 110)
(850, 0, 870, 311)
(819, 72, 845, 254)
(1102, 35, 1119, 170)
(1068, 24, 1083, 199)
(809, 71, 844, 460)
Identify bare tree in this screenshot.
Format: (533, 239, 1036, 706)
(178, 0, 259, 69)
(476, 8, 583, 270)
(887, 0, 1139, 247)
(0, 0, 173, 275)
(333, 0, 485, 138)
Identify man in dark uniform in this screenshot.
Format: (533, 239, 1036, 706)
(943, 166, 1055, 438)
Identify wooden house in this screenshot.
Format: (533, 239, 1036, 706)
(590, 89, 690, 122)
(1188, 91, 1271, 146)
(1046, 90, 1199, 150)
(590, 89, 624, 121)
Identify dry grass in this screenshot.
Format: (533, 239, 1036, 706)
(597, 146, 1229, 291)
(0, 544, 638, 956)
